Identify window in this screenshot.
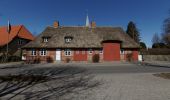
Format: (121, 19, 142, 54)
(76, 50, 79, 54)
(99, 49, 103, 54)
(65, 37, 72, 43)
(88, 49, 93, 54)
(43, 37, 49, 43)
(40, 49, 47, 56)
(18, 39, 23, 45)
(120, 49, 124, 54)
(82, 50, 85, 54)
(31, 49, 36, 56)
(64, 49, 72, 56)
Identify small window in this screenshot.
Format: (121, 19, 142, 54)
(43, 37, 49, 43)
(99, 49, 103, 54)
(31, 49, 36, 56)
(64, 49, 72, 56)
(82, 50, 85, 54)
(76, 50, 79, 54)
(88, 49, 93, 54)
(40, 49, 47, 56)
(120, 49, 124, 54)
(18, 39, 23, 45)
(65, 37, 72, 43)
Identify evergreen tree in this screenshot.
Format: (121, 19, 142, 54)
(126, 21, 140, 43)
(139, 42, 147, 49)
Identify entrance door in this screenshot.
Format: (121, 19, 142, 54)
(56, 49, 61, 61)
(103, 43, 120, 61)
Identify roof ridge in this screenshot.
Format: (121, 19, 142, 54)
(0, 24, 23, 28)
(16, 25, 23, 36)
(47, 26, 122, 29)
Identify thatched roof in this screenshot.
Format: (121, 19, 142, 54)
(23, 26, 140, 49)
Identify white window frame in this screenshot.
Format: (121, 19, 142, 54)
(64, 49, 72, 56)
(43, 37, 49, 43)
(18, 39, 23, 45)
(76, 50, 79, 54)
(99, 49, 103, 54)
(88, 49, 93, 54)
(120, 49, 124, 54)
(82, 50, 85, 54)
(40, 49, 47, 56)
(65, 37, 72, 43)
(31, 49, 36, 56)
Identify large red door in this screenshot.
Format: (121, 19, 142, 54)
(103, 43, 120, 61)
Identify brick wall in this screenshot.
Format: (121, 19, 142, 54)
(24, 48, 139, 63)
(61, 49, 74, 63)
(25, 49, 56, 63)
(120, 49, 138, 61)
(87, 49, 103, 62)
(73, 49, 87, 61)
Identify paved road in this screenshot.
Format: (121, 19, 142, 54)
(0, 62, 170, 100)
(77, 63, 170, 74)
(1, 62, 170, 75)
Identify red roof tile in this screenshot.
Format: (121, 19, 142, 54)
(0, 25, 34, 46)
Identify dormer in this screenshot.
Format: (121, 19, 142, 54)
(64, 36, 73, 43)
(42, 36, 51, 43)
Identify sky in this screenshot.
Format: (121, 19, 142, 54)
(0, 0, 170, 47)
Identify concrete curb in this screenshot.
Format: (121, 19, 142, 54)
(138, 61, 170, 68)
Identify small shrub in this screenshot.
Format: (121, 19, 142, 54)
(46, 56, 53, 63)
(65, 58, 71, 63)
(0, 55, 21, 63)
(8, 56, 21, 62)
(92, 54, 100, 63)
(34, 58, 40, 64)
(126, 53, 133, 62)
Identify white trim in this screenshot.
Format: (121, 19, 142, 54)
(99, 49, 103, 54)
(31, 49, 36, 56)
(65, 37, 72, 43)
(88, 49, 93, 54)
(76, 50, 79, 54)
(82, 50, 85, 54)
(43, 37, 49, 42)
(18, 39, 23, 45)
(120, 49, 124, 54)
(56, 49, 61, 61)
(40, 49, 47, 56)
(64, 49, 72, 56)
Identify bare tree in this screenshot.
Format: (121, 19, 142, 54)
(162, 12, 170, 46)
(152, 33, 160, 44)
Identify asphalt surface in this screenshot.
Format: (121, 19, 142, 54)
(0, 62, 170, 75)
(0, 62, 170, 100)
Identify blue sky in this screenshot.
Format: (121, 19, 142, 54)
(0, 0, 170, 47)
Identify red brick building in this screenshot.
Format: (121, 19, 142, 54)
(0, 25, 34, 56)
(23, 21, 140, 63)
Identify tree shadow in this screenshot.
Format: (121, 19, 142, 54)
(0, 66, 100, 100)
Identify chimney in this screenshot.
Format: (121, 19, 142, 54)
(91, 21, 96, 28)
(53, 21, 59, 28)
